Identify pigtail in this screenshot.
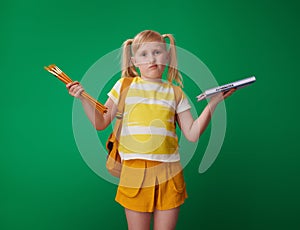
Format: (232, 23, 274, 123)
(162, 34, 183, 87)
(121, 39, 139, 78)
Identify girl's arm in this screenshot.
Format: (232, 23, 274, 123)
(177, 89, 235, 142)
(66, 81, 117, 130)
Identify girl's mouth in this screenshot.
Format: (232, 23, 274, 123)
(149, 65, 158, 69)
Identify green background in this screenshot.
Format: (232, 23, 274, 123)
(1, 0, 300, 229)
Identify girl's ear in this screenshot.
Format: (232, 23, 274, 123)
(131, 57, 137, 67)
(165, 52, 170, 65)
(167, 52, 170, 63)
(130, 57, 139, 68)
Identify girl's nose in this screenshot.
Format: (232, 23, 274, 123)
(149, 54, 156, 63)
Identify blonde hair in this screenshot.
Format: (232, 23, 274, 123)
(121, 30, 183, 87)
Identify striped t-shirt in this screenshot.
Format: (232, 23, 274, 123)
(107, 77, 191, 162)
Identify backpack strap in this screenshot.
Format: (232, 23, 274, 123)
(112, 77, 134, 137)
(116, 77, 134, 119)
(171, 84, 183, 128)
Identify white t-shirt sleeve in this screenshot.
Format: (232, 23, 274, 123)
(176, 90, 191, 114)
(107, 78, 124, 105)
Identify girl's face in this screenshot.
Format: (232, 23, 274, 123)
(131, 42, 169, 81)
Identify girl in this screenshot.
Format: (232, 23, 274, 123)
(66, 30, 235, 230)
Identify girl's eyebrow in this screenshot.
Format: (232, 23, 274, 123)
(138, 46, 163, 52)
(138, 50, 147, 54)
(153, 45, 164, 49)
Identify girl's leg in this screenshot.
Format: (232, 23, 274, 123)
(153, 207, 180, 230)
(125, 208, 152, 230)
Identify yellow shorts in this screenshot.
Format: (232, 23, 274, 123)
(115, 159, 188, 212)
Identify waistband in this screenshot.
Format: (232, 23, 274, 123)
(119, 159, 183, 188)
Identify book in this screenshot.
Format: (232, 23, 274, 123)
(196, 76, 256, 101)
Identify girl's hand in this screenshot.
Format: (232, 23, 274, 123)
(209, 88, 236, 106)
(66, 81, 85, 99)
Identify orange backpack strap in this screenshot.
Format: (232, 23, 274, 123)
(171, 85, 183, 128)
(112, 77, 134, 137)
(116, 77, 134, 118)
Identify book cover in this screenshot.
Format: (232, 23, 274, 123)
(196, 76, 256, 101)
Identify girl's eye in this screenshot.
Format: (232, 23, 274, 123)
(141, 53, 147, 57)
(155, 50, 161, 55)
